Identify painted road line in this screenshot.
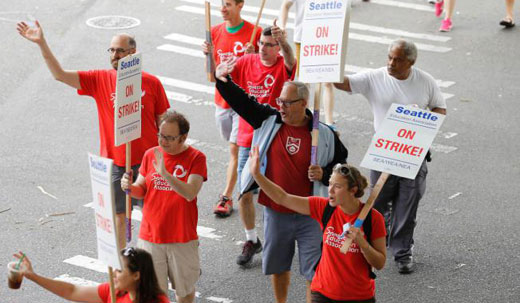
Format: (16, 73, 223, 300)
(369, 0, 435, 12)
(64, 255, 108, 273)
(180, 0, 448, 42)
(157, 44, 205, 58)
(349, 32, 451, 53)
(207, 297, 233, 303)
(175, 5, 451, 52)
(158, 75, 215, 94)
(164, 33, 205, 46)
(83, 203, 224, 239)
(430, 143, 458, 154)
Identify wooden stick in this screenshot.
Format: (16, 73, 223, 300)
(311, 83, 322, 165)
(108, 266, 117, 303)
(250, 0, 267, 44)
(125, 142, 132, 245)
(205, 0, 214, 81)
(340, 172, 389, 254)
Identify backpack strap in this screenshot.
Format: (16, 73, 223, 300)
(362, 210, 377, 280)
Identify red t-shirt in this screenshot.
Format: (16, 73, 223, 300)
(231, 54, 296, 147)
(138, 146, 207, 243)
(78, 70, 170, 166)
(212, 21, 261, 109)
(308, 197, 386, 301)
(97, 283, 169, 303)
(258, 124, 311, 213)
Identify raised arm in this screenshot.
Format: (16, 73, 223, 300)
(152, 148, 204, 201)
(14, 252, 102, 303)
(17, 21, 81, 90)
(249, 146, 310, 215)
(279, 0, 293, 30)
(272, 19, 296, 71)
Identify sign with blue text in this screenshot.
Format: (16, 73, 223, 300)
(115, 53, 142, 146)
(360, 104, 445, 179)
(299, 0, 351, 83)
(89, 153, 122, 270)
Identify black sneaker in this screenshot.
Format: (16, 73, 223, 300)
(236, 238, 262, 266)
(396, 257, 416, 274)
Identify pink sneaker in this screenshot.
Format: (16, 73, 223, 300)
(439, 19, 452, 32)
(435, 0, 444, 17)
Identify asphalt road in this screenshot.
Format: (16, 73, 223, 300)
(1, 0, 519, 302)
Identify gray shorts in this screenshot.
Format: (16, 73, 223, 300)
(215, 106, 239, 143)
(112, 164, 142, 214)
(262, 207, 322, 281)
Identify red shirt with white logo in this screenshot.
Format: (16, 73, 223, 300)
(308, 197, 386, 301)
(78, 70, 170, 166)
(212, 21, 261, 109)
(259, 123, 311, 213)
(231, 54, 296, 147)
(97, 283, 170, 303)
(138, 146, 207, 243)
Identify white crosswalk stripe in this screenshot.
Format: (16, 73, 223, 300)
(175, 5, 452, 52)
(369, 0, 435, 12)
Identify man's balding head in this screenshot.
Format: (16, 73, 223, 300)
(109, 34, 137, 70)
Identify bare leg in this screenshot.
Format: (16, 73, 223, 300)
(115, 213, 127, 249)
(239, 192, 255, 230)
(271, 271, 291, 303)
(505, 0, 515, 21)
(322, 82, 335, 125)
(306, 280, 312, 303)
(444, 0, 456, 20)
(222, 143, 238, 197)
(176, 290, 196, 303)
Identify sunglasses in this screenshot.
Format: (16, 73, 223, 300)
(122, 247, 137, 258)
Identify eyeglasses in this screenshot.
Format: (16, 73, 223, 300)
(258, 41, 279, 48)
(122, 247, 137, 258)
(276, 97, 302, 108)
(107, 47, 134, 54)
(157, 133, 182, 142)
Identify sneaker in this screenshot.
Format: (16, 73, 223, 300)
(396, 257, 416, 274)
(439, 19, 452, 32)
(236, 238, 262, 266)
(213, 195, 233, 217)
(434, 0, 443, 17)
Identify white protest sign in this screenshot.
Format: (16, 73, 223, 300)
(360, 104, 445, 179)
(88, 153, 122, 270)
(298, 0, 351, 83)
(115, 53, 142, 146)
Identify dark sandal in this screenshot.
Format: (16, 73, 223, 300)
(500, 18, 515, 28)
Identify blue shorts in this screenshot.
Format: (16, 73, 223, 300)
(262, 207, 322, 281)
(237, 146, 250, 190)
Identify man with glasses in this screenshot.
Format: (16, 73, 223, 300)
(201, 0, 261, 219)
(215, 60, 348, 302)
(334, 39, 447, 274)
(218, 22, 297, 267)
(16, 21, 170, 249)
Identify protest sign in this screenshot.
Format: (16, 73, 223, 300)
(360, 103, 445, 179)
(114, 53, 142, 147)
(298, 0, 351, 83)
(89, 153, 122, 270)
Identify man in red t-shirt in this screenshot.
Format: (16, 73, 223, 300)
(220, 22, 297, 267)
(16, 21, 170, 249)
(202, 0, 261, 218)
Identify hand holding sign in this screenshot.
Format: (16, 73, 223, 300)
(16, 20, 44, 44)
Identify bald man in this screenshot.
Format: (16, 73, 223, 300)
(17, 21, 170, 249)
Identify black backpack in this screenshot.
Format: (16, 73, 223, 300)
(318, 203, 377, 279)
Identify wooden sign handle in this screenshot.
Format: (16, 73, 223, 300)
(108, 266, 117, 303)
(311, 83, 322, 165)
(205, 1, 214, 81)
(250, 0, 267, 44)
(340, 172, 389, 254)
(125, 142, 132, 245)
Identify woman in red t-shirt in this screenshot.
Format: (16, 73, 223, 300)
(249, 147, 387, 303)
(12, 247, 169, 303)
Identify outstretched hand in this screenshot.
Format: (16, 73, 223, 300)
(152, 148, 169, 178)
(16, 20, 44, 44)
(249, 146, 261, 177)
(215, 56, 237, 82)
(12, 251, 34, 277)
